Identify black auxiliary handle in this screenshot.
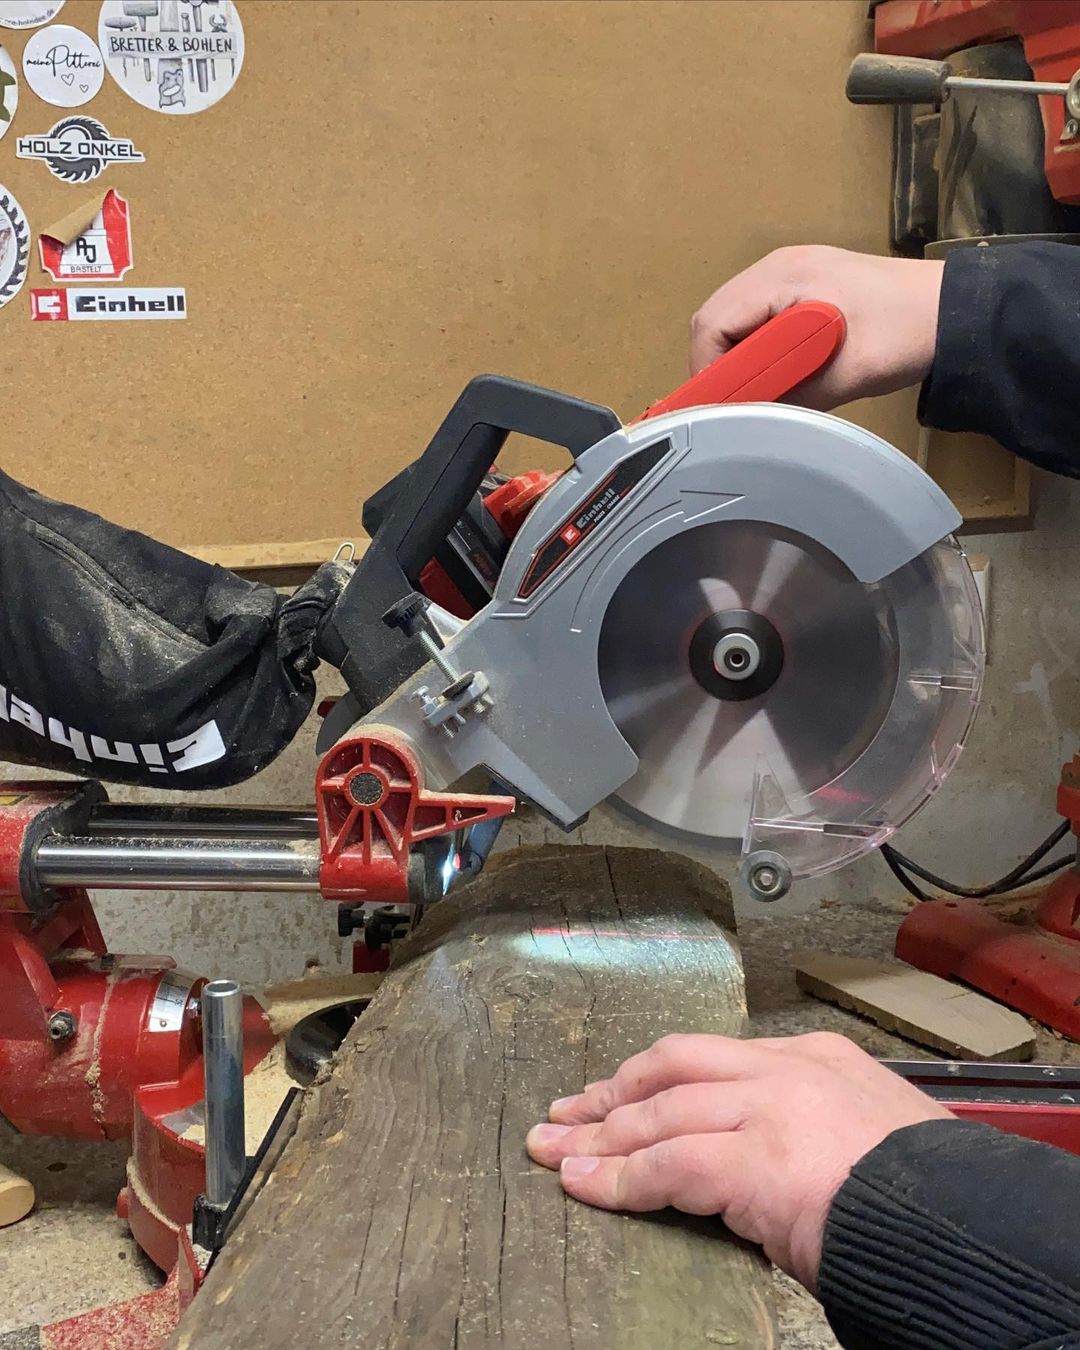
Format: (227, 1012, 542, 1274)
(317, 375, 619, 713)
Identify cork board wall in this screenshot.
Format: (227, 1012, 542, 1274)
(0, 0, 992, 555)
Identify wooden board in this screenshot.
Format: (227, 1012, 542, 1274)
(171, 845, 777, 1349)
(2, 0, 939, 554)
(795, 952, 1036, 1062)
(185, 536, 358, 586)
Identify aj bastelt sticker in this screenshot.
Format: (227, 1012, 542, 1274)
(16, 115, 144, 182)
(0, 2, 65, 31)
(31, 286, 185, 321)
(98, 0, 243, 115)
(0, 44, 16, 139)
(40, 189, 132, 281)
(22, 23, 104, 107)
(0, 186, 29, 309)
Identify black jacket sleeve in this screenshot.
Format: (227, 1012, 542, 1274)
(0, 467, 350, 789)
(818, 1119, 1080, 1350)
(919, 241, 1080, 477)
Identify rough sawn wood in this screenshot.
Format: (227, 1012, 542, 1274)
(795, 952, 1036, 1062)
(171, 845, 777, 1349)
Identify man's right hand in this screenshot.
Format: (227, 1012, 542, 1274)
(689, 246, 945, 410)
(527, 1031, 953, 1293)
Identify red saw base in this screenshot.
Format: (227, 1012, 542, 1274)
(897, 753, 1080, 1042)
(896, 890, 1080, 1042)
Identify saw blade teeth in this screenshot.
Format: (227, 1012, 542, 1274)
(598, 520, 900, 845)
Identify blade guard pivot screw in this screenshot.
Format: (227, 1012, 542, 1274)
(741, 850, 793, 903)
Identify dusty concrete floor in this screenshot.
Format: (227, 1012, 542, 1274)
(0, 1131, 161, 1335)
(3, 895, 1077, 1344)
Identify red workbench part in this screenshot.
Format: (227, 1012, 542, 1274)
(636, 301, 846, 423)
(896, 749, 1080, 1042)
(896, 895, 1080, 1042)
(873, 0, 1080, 205)
(316, 728, 514, 902)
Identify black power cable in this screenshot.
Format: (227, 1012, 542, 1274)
(880, 820, 1074, 902)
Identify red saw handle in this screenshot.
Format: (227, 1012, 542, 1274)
(635, 300, 845, 423)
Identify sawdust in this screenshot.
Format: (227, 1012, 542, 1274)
(84, 966, 121, 1128)
(124, 1157, 175, 1229)
(179, 971, 380, 1158)
(260, 970, 383, 1037)
(179, 1042, 294, 1157)
(84, 1063, 106, 1127)
(241, 1042, 293, 1155)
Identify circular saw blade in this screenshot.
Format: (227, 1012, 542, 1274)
(597, 520, 900, 844)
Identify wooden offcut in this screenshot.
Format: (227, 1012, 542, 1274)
(795, 952, 1036, 1061)
(0, 1163, 34, 1228)
(171, 845, 777, 1349)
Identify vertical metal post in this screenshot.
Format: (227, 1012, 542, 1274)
(202, 979, 246, 1211)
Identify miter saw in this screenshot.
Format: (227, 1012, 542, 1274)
(0, 301, 985, 1315)
(315, 299, 985, 905)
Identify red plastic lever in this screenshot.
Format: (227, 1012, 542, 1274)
(635, 300, 846, 423)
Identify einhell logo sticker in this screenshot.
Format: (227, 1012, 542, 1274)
(31, 286, 185, 322)
(16, 115, 144, 182)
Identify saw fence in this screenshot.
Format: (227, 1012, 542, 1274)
(169, 845, 777, 1349)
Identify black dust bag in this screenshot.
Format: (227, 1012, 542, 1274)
(0, 467, 349, 789)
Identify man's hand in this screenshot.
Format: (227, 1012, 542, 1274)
(689, 246, 945, 409)
(526, 1031, 952, 1291)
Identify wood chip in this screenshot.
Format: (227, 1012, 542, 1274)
(795, 952, 1036, 1061)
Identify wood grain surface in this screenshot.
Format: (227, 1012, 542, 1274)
(171, 845, 777, 1349)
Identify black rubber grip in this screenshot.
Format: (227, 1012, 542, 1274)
(846, 53, 952, 106)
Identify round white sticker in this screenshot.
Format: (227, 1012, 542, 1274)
(0, 2, 65, 31)
(0, 45, 17, 139)
(98, 0, 243, 116)
(0, 185, 29, 309)
(22, 23, 104, 107)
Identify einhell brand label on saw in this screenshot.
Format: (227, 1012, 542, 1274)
(30, 286, 186, 321)
(517, 437, 673, 599)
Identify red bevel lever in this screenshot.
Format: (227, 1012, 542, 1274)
(635, 300, 846, 423)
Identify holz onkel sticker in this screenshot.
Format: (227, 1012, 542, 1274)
(16, 115, 144, 182)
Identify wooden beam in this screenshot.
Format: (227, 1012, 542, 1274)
(171, 845, 776, 1350)
(184, 536, 369, 586)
